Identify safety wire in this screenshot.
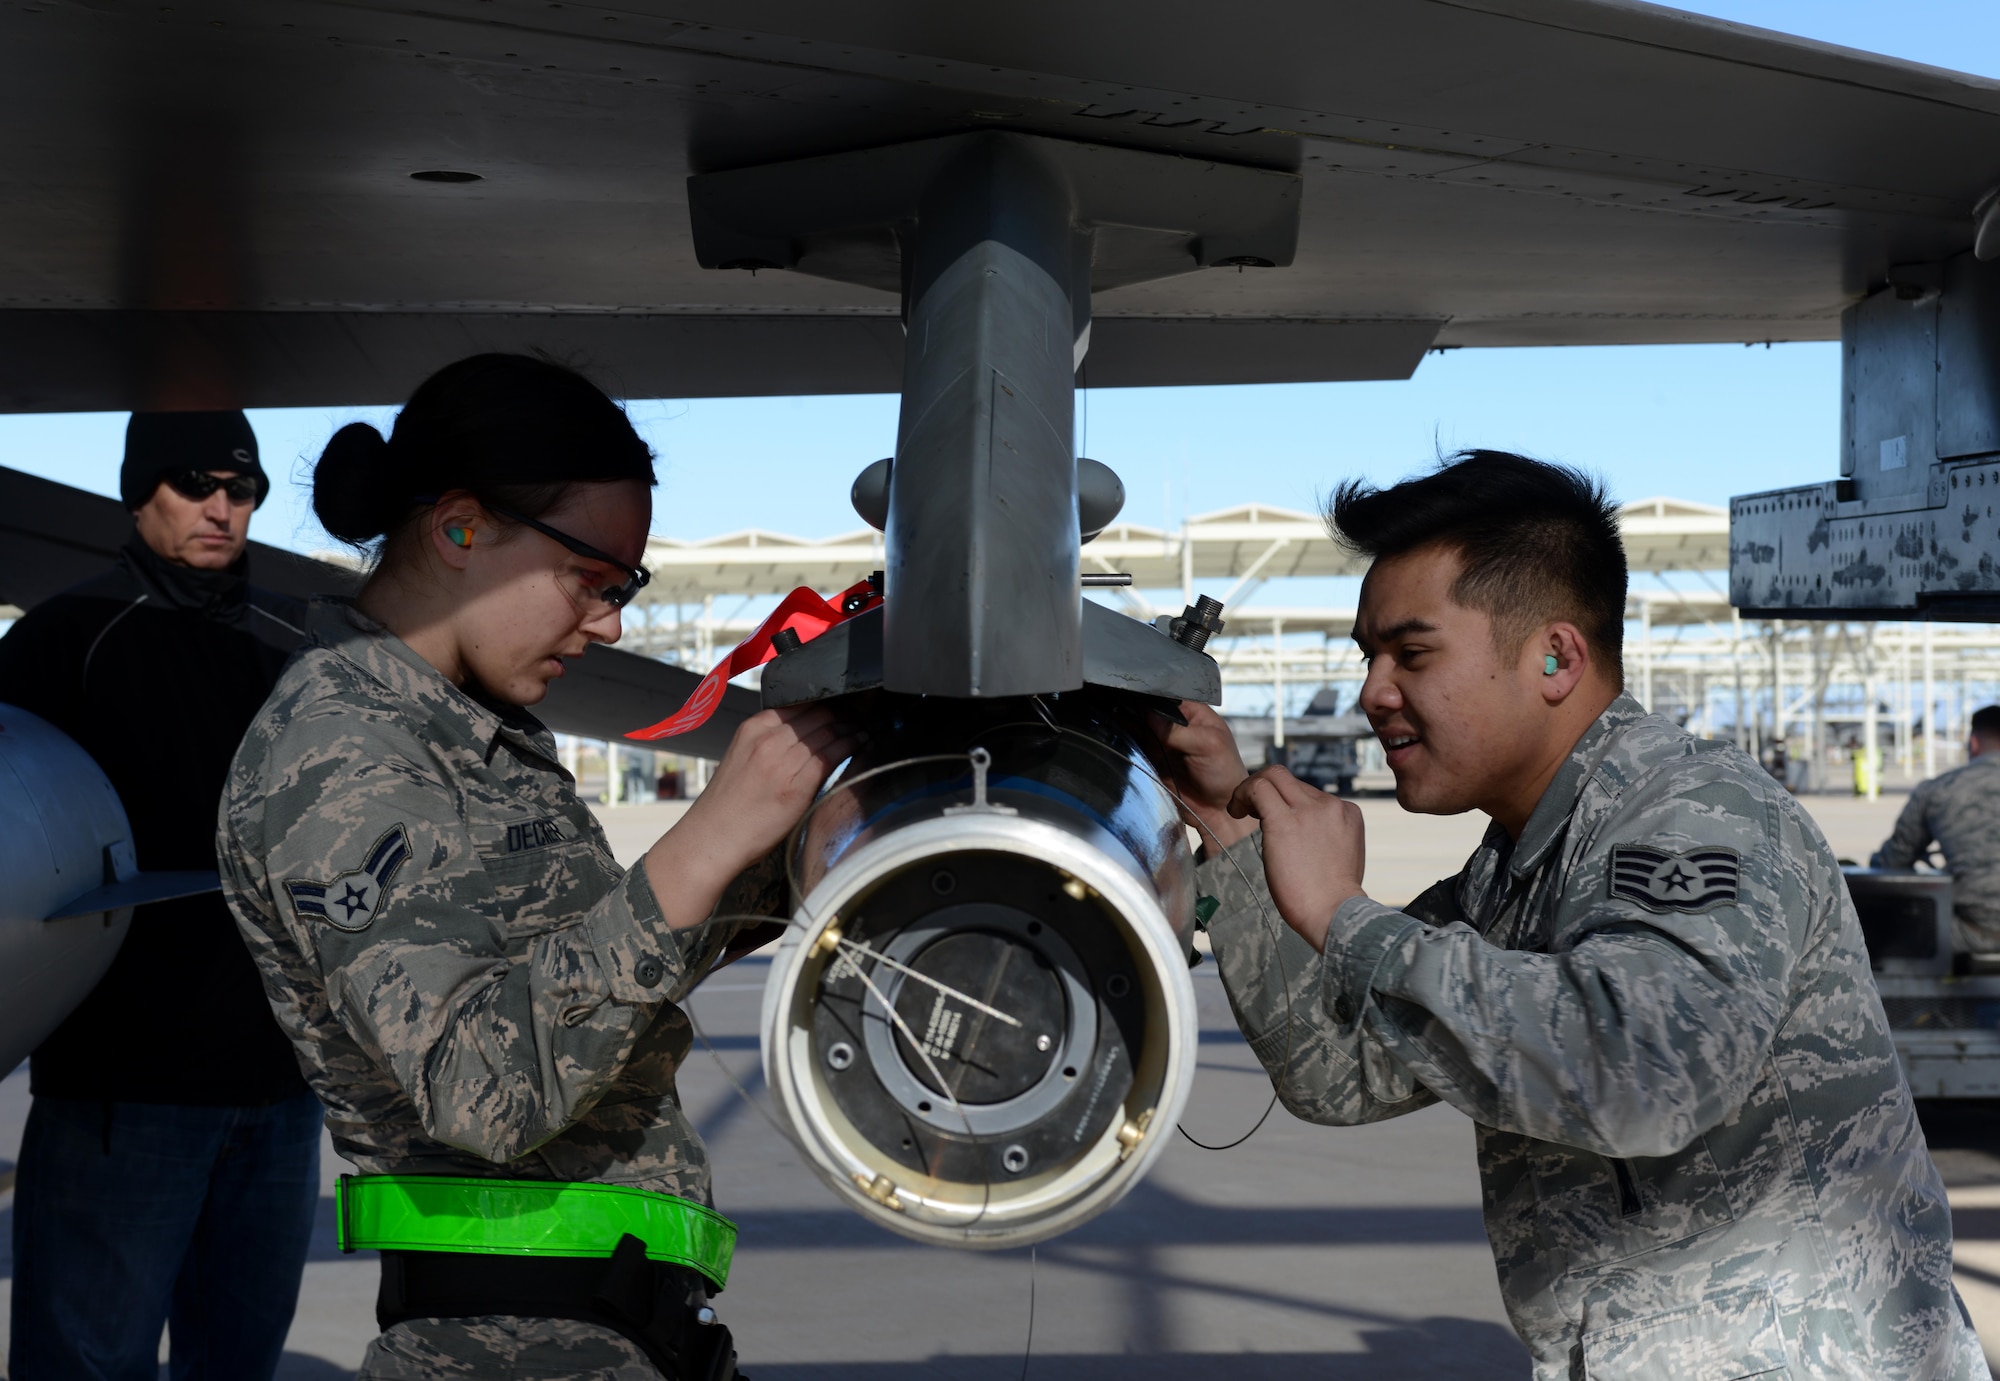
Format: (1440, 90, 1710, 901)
(1019, 700, 1295, 1152)
(691, 731, 1282, 1378)
(688, 901, 1016, 1157)
(787, 749, 1010, 1230)
(686, 924, 811, 1155)
(689, 951, 1001, 1237)
(692, 909, 1031, 1376)
(1165, 796, 1291, 1153)
(1020, 1243, 1037, 1381)
(779, 751, 975, 902)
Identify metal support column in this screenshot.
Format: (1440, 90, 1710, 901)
(1862, 677, 1879, 800)
(1899, 626, 1913, 776)
(687, 129, 1299, 707)
(1924, 621, 1937, 778)
(1180, 520, 1194, 611)
(1772, 620, 1785, 753)
(1731, 612, 1747, 752)
(1271, 617, 1285, 751)
(1639, 596, 1654, 713)
(692, 595, 715, 794)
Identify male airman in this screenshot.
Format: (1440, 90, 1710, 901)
(1874, 703, 2000, 954)
(1151, 451, 1985, 1380)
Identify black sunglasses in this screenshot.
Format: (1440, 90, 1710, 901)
(488, 505, 651, 609)
(164, 469, 259, 505)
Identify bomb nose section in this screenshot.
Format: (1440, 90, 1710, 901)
(762, 720, 1199, 1248)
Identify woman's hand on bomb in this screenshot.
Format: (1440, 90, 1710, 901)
(646, 705, 858, 929)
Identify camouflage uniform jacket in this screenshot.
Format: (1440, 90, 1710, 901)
(1200, 695, 1985, 1381)
(1873, 752, 2000, 952)
(219, 600, 771, 1378)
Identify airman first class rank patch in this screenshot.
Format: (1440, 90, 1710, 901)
(1609, 844, 1741, 913)
(287, 824, 412, 932)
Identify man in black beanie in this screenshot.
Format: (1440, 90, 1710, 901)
(0, 412, 319, 1381)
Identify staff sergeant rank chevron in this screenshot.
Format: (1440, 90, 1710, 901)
(1609, 844, 1740, 913)
(286, 825, 412, 932)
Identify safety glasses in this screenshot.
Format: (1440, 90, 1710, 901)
(488, 505, 651, 610)
(163, 469, 259, 505)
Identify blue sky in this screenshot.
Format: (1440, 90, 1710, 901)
(0, 1, 1987, 584)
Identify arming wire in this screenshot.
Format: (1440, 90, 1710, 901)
(708, 725, 1287, 1244)
(1016, 705, 1296, 1153)
(688, 1006, 803, 1153)
(1131, 763, 1291, 1152)
(686, 900, 999, 1231)
(842, 954, 995, 1230)
(1019, 1244, 1037, 1381)
(834, 934, 1021, 1027)
(688, 911, 826, 1156)
(782, 752, 974, 902)
(689, 727, 1277, 1379)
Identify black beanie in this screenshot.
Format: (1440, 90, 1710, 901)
(121, 411, 270, 510)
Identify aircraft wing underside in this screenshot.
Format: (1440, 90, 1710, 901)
(0, 466, 753, 758)
(0, 0, 1995, 411)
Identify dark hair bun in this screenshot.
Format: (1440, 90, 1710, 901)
(311, 354, 655, 556)
(313, 422, 395, 542)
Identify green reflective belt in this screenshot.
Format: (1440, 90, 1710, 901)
(335, 1174, 735, 1290)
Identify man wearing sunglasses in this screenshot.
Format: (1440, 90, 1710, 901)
(0, 412, 321, 1381)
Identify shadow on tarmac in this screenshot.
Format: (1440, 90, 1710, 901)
(1918, 1100, 2000, 1188)
(742, 1318, 1528, 1380)
(273, 1355, 357, 1381)
(732, 1184, 1490, 1251)
(302, 1176, 1489, 1265)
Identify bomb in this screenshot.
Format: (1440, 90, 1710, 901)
(761, 698, 1200, 1248)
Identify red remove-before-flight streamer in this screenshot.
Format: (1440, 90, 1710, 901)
(626, 577, 880, 740)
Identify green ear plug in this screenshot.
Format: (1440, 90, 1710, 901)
(1544, 654, 1559, 675)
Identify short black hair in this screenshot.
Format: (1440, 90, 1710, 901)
(1328, 450, 1627, 685)
(1973, 705, 2000, 742)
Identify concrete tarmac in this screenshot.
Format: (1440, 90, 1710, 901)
(3, 787, 1998, 1378)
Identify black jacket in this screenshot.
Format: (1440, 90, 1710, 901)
(0, 536, 311, 1105)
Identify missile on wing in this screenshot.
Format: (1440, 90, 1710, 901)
(0, 704, 220, 1077)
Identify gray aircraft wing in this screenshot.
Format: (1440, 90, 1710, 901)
(0, 0, 1994, 412)
(0, 466, 755, 758)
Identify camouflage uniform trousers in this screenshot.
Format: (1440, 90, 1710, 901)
(359, 1319, 661, 1380)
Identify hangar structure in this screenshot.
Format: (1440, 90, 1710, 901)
(631, 494, 1732, 607)
(608, 494, 2000, 797)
